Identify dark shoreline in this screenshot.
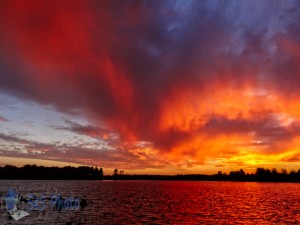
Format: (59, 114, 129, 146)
(1, 179, 300, 183)
(1, 165, 300, 182)
(102, 174, 300, 183)
(2, 176, 300, 183)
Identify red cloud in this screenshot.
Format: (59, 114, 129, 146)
(2, 1, 300, 168)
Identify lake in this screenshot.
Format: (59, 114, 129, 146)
(1, 180, 300, 224)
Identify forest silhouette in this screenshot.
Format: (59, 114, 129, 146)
(107, 168, 300, 182)
(0, 165, 103, 180)
(1, 165, 300, 182)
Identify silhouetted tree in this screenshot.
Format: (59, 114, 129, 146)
(239, 169, 245, 176)
(271, 168, 278, 175)
(290, 169, 296, 179)
(99, 168, 103, 179)
(113, 169, 118, 177)
(265, 169, 271, 176)
(282, 169, 287, 175)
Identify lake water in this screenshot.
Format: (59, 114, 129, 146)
(1, 180, 300, 224)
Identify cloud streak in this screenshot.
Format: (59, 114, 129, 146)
(0, 132, 168, 170)
(0, 116, 8, 122)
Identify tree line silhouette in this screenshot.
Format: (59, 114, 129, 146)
(106, 167, 300, 182)
(2, 165, 300, 181)
(0, 165, 103, 180)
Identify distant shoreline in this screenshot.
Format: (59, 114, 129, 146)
(102, 174, 300, 182)
(2, 176, 300, 183)
(2, 165, 300, 182)
(1, 179, 300, 183)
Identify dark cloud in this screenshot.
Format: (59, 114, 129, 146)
(54, 120, 114, 141)
(0, 133, 31, 145)
(1, 0, 300, 165)
(282, 154, 300, 163)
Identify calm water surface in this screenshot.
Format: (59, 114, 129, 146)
(0, 180, 300, 224)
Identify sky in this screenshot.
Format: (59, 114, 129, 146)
(1, 0, 300, 175)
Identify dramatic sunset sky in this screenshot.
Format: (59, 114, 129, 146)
(1, 0, 300, 174)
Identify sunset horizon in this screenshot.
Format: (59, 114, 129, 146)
(2, 0, 300, 176)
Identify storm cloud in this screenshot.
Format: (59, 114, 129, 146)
(1, 0, 300, 170)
